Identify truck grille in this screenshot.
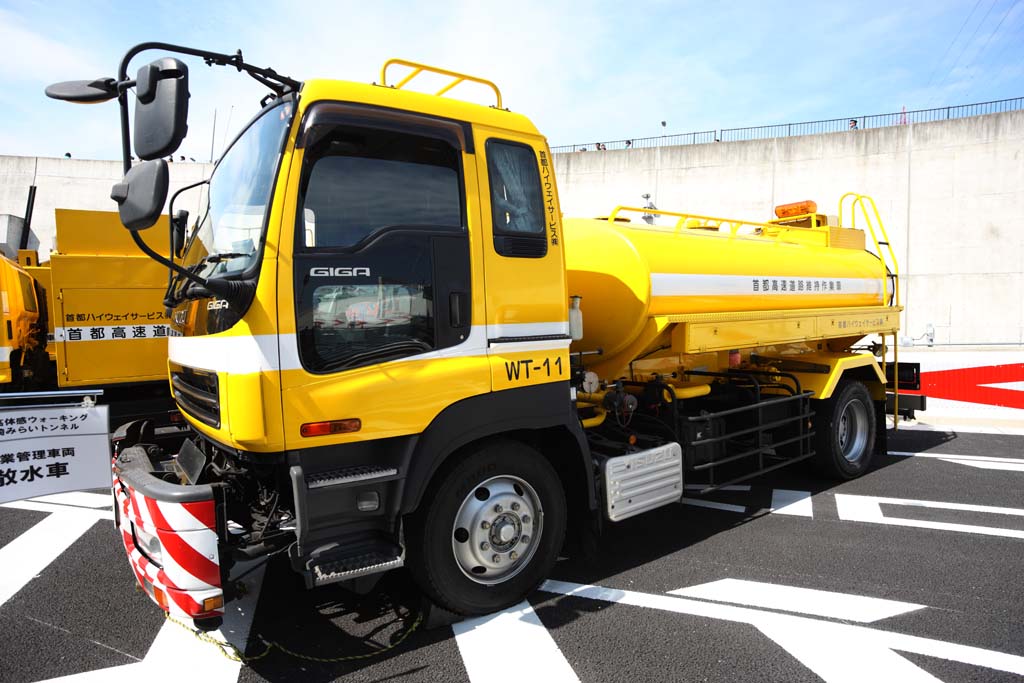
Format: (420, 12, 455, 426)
(170, 366, 220, 428)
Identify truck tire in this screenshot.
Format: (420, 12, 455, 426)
(812, 380, 876, 480)
(406, 440, 566, 615)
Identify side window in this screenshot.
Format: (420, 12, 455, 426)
(486, 140, 547, 257)
(300, 127, 463, 249)
(18, 272, 37, 313)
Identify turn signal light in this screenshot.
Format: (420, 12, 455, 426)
(774, 200, 817, 218)
(152, 586, 169, 610)
(300, 419, 362, 437)
(202, 595, 224, 612)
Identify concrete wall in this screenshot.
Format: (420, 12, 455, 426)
(0, 156, 212, 259)
(1, 110, 1021, 346)
(554, 110, 1024, 347)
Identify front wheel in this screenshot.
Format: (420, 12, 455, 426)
(406, 440, 567, 615)
(811, 380, 877, 480)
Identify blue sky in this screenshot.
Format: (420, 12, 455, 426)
(1, 0, 1021, 161)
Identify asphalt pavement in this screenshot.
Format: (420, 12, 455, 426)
(1, 427, 1022, 682)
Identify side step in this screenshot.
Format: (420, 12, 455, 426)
(306, 465, 398, 489)
(303, 537, 404, 588)
(602, 442, 683, 522)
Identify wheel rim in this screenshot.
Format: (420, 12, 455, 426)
(837, 398, 870, 464)
(451, 475, 543, 585)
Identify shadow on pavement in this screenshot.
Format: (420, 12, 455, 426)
(242, 426, 980, 681)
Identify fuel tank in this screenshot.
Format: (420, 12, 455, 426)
(563, 217, 885, 364)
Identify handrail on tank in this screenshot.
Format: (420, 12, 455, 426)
(379, 59, 504, 109)
(838, 193, 900, 308)
(607, 206, 826, 243)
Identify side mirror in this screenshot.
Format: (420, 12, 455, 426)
(44, 78, 119, 103)
(172, 209, 189, 257)
(134, 58, 189, 160)
(110, 159, 169, 231)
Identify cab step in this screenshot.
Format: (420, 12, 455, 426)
(306, 465, 399, 489)
(303, 537, 404, 587)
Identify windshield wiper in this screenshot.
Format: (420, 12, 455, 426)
(164, 252, 254, 308)
(203, 251, 253, 263)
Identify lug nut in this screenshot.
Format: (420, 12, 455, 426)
(509, 551, 518, 561)
(521, 535, 530, 544)
(521, 515, 531, 524)
(481, 521, 491, 530)
(511, 502, 520, 511)
(494, 504, 503, 513)
(492, 554, 500, 563)
(480, 541, 490, 550)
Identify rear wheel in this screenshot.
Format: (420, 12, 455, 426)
(407, 440, 566, 615)
(812, 380, 877, 479)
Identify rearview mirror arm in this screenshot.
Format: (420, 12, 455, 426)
(115, 41, 301, 173)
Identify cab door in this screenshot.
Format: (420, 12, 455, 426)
(474, 127, 570, 392)
(277, 102, 490, 449)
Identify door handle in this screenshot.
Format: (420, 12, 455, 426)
(449, 291, 467, 327)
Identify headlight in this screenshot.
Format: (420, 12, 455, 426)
(134, 525, 163, 565)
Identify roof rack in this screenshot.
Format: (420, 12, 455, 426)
(379, 59, 503, 109)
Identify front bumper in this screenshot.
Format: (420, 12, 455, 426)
(112, 445, 225, 622)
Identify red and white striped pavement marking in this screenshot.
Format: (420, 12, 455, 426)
(902, 363, 1024, 410)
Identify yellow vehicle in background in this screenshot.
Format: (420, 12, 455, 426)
(48, 43, 918, 630)
(1, 209, 176, 422)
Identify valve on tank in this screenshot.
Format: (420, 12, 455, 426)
(602, 381, 638, 425)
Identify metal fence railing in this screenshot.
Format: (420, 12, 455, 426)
(551, 96, 1024, 152)
(550, 130, 715, 153)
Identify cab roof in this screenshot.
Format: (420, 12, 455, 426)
(298, 77, 543, 139)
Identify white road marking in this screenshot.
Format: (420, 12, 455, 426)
(540, 580, 1024, 679)
(668, 578, 923, 623)
(680, 497, 746, 513)
(453, 600, 580, 683)
(38, 563, 266, 683)
(32, 491, 113, 508)
(755, 619, 944, 683)
(684, 484, 751, 491)
(890, 451, 1024, 464)
(835, 494, 1024, 539)
(938, 458, 1024, 472)
(0, 511, 99, 606)
(978, 380, 1024, 392)
(2, 499, 114, 520)
(888, 422, 1024, 437)
(770, 489, 814, 517)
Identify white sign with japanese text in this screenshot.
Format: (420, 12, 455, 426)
(0, 404, 111, 504)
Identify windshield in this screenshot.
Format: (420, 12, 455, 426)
(180, 100, 293, 279)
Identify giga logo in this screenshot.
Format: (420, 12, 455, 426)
(310, 267, 371, 277)
(207, 299, 229, 310)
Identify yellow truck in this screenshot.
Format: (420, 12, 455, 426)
(0, 209, 176, 421)
(47, 43, 915, 629)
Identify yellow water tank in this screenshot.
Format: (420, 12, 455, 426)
(564, 217, 885, 364)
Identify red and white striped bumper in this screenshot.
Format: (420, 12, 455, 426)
(112, 457, 224, 621)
